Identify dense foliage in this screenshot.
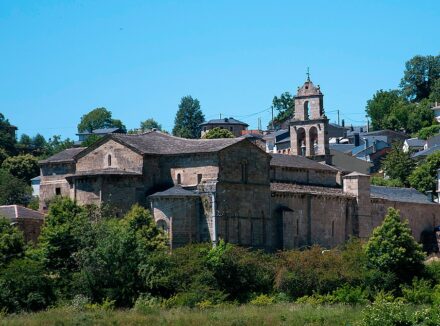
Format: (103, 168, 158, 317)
(77, 107, 126, 133)
(1, 154, 39, 183)
(0, 169, 32, 205)
(2, 202, 439, 318)
(202, 127, 234, 139)
(172, 96, 205, 139)
(409, 151, 440, 193)
(365, 54, 439, 133)
(269, 91, 295, 128)
(381, 142, 415, 186)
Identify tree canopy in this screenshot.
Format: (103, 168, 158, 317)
(1, 154, 39, 183)
(0, 169, 31, 205)
(172, 96, 205, 139)
(365, 207, 425, 282)
(0, 113, 17, 156)
(381, 142, 415, 186)
(0, 217, 25, 268)
(77, 108, 126, 133)
(140, 118, 162, 132)
(408, 151, 440, 193)
(400, 55, 440, 102)
(202, 127, 234, 139)
(271, 92, 295, 128)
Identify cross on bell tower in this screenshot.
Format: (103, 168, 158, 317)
(289, 73, 331, 164)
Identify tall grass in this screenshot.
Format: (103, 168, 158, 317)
(1, 304, 362, 326)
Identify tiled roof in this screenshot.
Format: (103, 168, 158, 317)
(111, 131, 244, 155)
(412, 145, 440, 158)
(200, 117, 248, 127)
(271, 183, 350, 197)
(39, 147, 86, 164)
(270, 153, 338, 172)
(370, 185, 435, 204)
(0, 205, 44, 220)
(149, 186, 199, 198)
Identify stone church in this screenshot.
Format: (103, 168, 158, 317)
(39, 78, 440, 251)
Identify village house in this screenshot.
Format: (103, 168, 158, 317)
(38, 78, 440, 251)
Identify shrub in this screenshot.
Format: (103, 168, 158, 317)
(249, 294, 275, 306)
(365, 208, 425, 284)
(133, 294, 162, 314)
(401, 278, 433, 304)
(332, 285, 369, 305)
(275, 243, 366, 299)
(0, 258, 54, 313)
(425, 260, 440, 284)
(361, 300, 413, 326)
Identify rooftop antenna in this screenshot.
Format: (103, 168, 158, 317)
(306, 67, 311, 81)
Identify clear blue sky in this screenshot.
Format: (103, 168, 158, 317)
(1, 0, 439, 139)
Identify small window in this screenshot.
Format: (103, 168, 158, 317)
(108, 154, 112, 167)
(177, 173, 181, 185)
(197, 174, 202, 184)
(241, 162, 248, 183)
(229, 127, 233, 131)
(55, 187, 61, 196)
(331, 221, 335, 237)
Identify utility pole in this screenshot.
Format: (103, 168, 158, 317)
(337, 109, 340, 126)
(271, 106, 274, 130)
(220, 113, 222, 119)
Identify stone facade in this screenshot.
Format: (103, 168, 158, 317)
(39, 130, 440, 251)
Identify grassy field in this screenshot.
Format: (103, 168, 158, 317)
(0, 304, 363, 326)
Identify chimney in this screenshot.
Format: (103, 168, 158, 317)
(354, 133, 360, 147)
(341, 119, 345, 127)
(343, 172, 371, 238)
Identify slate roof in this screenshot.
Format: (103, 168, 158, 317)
(270, 153, 338, 172)
(0, 205, 44, 220)
(271, 183, 350, 197)
(39, 147, 86, 164)
(200, 117, 248, 127)
(405, 138, 425, 147)
(149, 186, 199, 198)
(412, 144, 440, 158)
(370, 185, 435, 204)
(111, 131, 244, 155)
(330, 143, 356, 154)
(67, 169, 142, 178)
(76, 127, 124, 135)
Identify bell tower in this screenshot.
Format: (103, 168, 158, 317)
(290, 72, 331, 164)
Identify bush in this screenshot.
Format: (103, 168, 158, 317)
(401, 278, 433, 304)
(249, 294, 275, 306)
(133, 294, 162, 314)
(361, 299, 413, 326)
(275, 243, 366, 299)
(332, 285, 369, 305)
(0, 258, 54, 313)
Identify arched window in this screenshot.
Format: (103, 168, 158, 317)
(177, 173, 181, 185)
(107, 154, 112, 167)
(304, 101, 310, 120)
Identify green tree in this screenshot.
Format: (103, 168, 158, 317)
(31, 134, 47, 156)
(365, 90, 402, 130)
(81, 134, 101, 147)
(75, 205, 166, 306)
(430, 78, 440, 103)
(0, 148, 8, 166)
(77, 107, 126, 133)
(0, 169, 31, 205)
(406, 99, 435, 133)
(0, 113, 17, 156)
(202, 127, 234, 139)
(172, 96, 205, 139)
(365, 207, 425, 282)
(417, 124, 440, 140)
(408, 151, 440, 193)
(140, 118, 162, 132)
(17, 134, 32, 154)
(1, 154, 39, 183)
(370, 176, 404, 187)
(45, 135, 74, 157)
(381, 142, 415, 186)
(0, 258, 54, 313)
(0, 217, 25, 268)
(34, 197, 89, 296)
(400, 54, 440, 102)
(272, 92, 295, 127)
